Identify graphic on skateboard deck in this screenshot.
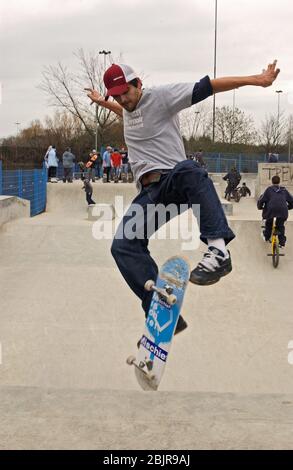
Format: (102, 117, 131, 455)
(127, 256, 190, 391)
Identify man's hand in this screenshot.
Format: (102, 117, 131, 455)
(84, 87, 123, 117)
(211, 59, 280, 94)
(84, 88, 106, 106)
(257, 60, 280, 87)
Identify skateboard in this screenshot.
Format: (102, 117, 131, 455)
(102, 173, 107, 183)
(121, 172, 127, 183)
(126, 256, 190, 391)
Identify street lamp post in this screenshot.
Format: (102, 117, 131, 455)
(192, 111, 200, 140)
(232, 88, 238, 144)
(232, 89, 236, 114)
(276, 89, 283, 123)
(15, 122, 20, 136)
(14, 122, 20, 159)
(98, 50, 112, 150)
(212, 0, 218, 142)
(275, 90, 283, 152)
(288, 116, 292, 163)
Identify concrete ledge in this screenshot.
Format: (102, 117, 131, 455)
(255, 163, 293, 199)
(0, 196, 30, 228)
(220, 199, 233, 216)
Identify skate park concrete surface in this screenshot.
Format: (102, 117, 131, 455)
(1, 176, 293, 450)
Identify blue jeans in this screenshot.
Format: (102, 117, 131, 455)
(264, 217, 286, 245)
(97, 163, 103, 178)
(113, 166, 121, 178)
(111, 160, 235, 316)
(121, 163, 129, 174)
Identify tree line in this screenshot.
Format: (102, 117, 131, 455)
(1, 48, 292, 167)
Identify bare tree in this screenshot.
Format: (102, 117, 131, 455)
(39, 49, 122, 147)
(258, 112, 288, 151)
(212, 105, 256, 145)
(180, 103, 211, 140)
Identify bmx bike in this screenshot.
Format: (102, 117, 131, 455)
(266, 219, 285, 268)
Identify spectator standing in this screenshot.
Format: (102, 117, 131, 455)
(120, 146, 129, 175)
(111, 148, 122, 182)
(86, 150, 98, 182)
(45, 145, 58, 182)
(96, 152, 103, 179)
(103, 146, 112, 182)
(62, 147, 75, 183)
(195, 149, 205, 167)
(267, 152, 279, 163)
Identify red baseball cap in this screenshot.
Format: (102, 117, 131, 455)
(103, 64, 138, 98)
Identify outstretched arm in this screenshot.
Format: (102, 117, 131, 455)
(211, 60, 280, 94)
(84, 88, 123, 118)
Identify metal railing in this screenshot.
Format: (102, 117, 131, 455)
(0, 161, 47, 216)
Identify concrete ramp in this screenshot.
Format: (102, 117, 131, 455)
(0, 195, 30, 228)
(46, 180, 136, 217)
(1, 386, 293, 449)
(1, 181, 293, 449)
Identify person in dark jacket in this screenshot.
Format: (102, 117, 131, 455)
(257, 175, 293, 246)
(223, 167, 241, 199)
(62, 147, 75, 183)
(86, 150, 98, 182)
(82, 177, 96, 205)
(195, 149, 205, 167)
(239, 182, 251, 197)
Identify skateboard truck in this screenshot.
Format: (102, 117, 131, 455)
(144, 280, 177, 305)
(126, 356, 156, 382)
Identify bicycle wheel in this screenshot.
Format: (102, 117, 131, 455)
(234, 190, 240, 203)
(272, 238, 279, 268)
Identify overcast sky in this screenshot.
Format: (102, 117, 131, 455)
(0, 0, 293, 138)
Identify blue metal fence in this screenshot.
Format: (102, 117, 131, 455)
(0, 161, 47, 216)
(202, 152, 290, 173)
(54, 153, 287, 177)
(204, 153, 262, 173)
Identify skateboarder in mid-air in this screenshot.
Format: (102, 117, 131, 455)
(86, 60, 280, 334)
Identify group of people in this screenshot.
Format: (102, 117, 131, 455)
(44, 144, 131, 184)
(44, 145, 76, 183)
(223, 167, 251, 200)
(186, 149, 206, 167)
(78, 146, 132, 205)
(100, 146, 131, 183)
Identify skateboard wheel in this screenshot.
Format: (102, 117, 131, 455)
(167, 294, 177, 305)
(144, 280, 155, 291)
(126, 355, 136, 366)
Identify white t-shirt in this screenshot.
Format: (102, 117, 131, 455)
(122, 77, 212, 186)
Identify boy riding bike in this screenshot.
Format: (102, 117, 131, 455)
(257, 175, 293, 247)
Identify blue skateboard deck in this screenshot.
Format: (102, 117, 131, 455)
(127, 256, 190, 391)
